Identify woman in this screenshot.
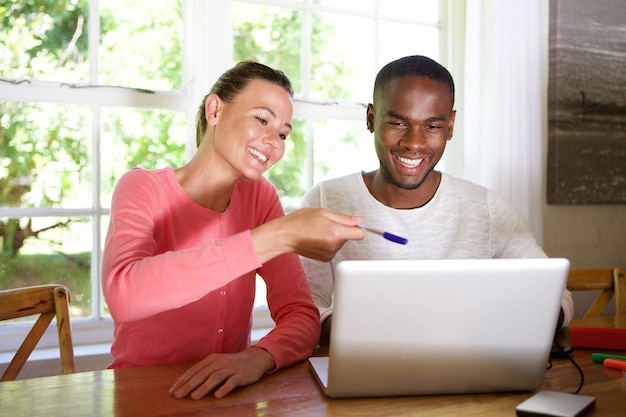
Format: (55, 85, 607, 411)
(102, 61, 364, 400)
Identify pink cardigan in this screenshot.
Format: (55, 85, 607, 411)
(102, 167, 320, 369)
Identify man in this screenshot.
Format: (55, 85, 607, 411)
(300, 55, 574, 346)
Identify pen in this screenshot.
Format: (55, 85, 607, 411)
(590, 353, 626, 363)
(358, 224, 408, 245)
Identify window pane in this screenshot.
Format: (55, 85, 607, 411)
(255, 275, 267, 308)
(0, 0, 89, 82)
(312, 119, 378, 185)
(265, 119, 307, 208)
(99, 0, 183, 91)
(315, 1, 375, 13)
(270, 118, 381, 208)
(310, 12, 376, 103)
(100, 107, 186, 207)
(100, 215, 111, 317)
(232, 3, 303, 93)
(379, 21, 439, 65)
(0, 216, 93, 319)
(0, 102, 92, 209)
(383, 0, 439, 23)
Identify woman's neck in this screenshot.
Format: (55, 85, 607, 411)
(175, 152, 236, 212)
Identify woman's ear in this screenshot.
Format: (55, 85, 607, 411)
(204, 94, 222, 126)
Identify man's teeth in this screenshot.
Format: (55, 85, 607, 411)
(248, 147, 268, 162)
(397, 155, 423, 168)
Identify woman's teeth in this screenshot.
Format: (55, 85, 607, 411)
(248, 147, 268, 163)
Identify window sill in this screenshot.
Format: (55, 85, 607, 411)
(0, 327, 273, 380)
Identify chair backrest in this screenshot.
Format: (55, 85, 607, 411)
(0, 284, 75, 381)
(566, 267, 626, 318)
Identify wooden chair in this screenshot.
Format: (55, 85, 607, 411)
(0, 284, 75, 381)
(566, 267, 626, 319)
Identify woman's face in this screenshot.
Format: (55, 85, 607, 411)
(209, 78, 293, 181)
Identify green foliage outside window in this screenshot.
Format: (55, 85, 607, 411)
(0, 0, 185, 316)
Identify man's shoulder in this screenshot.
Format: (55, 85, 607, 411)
(441, 173, 519, 214)
(441, 172, 489, 194)
(307, 172, 363, 195)
(312, 172, 362, 192)
(302, 172, 365, 208)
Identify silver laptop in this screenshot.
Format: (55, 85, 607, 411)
(309, 258, 569, 398)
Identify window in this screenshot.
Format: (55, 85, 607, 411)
(1, 0, 459, 350)
(1, 0, 188, 349)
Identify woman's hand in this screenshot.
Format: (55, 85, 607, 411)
(251, 208, 364, 263)
(169, 347, 275, 399)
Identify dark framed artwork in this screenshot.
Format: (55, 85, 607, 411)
(547, 0, 626, 204)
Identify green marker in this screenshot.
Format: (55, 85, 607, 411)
(590, 353, 626, 363)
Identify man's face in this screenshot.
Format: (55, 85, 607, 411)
(367, 75, 455, 191)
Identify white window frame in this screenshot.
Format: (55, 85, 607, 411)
(0, 0, 465, 356)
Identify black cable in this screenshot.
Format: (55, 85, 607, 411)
(565, 351, 585, 394)
(549, 340, 585, 394)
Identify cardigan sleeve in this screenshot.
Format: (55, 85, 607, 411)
(247, 181, 320, 369)
(102, 169, 262, 323)
(253, 252, 321, 370)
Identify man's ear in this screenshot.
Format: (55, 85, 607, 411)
(205, 94, 222, 126)
(447, 109, 456, 141)
(366, 103, 375, 133)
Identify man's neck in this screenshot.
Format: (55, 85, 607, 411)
(361, 170, 442, 209)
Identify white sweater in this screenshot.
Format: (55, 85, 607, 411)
(299, 171, 574, 327)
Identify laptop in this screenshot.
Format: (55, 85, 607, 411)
(309, 258, 570, 398)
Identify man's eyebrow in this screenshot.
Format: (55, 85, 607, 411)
(254, 106, 292, 130)
(425, 116, 448, 123)
(386, 110, 448, 124)
(386, 110, 408, 121)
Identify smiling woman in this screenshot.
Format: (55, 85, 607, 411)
(101, 61, 369, 399)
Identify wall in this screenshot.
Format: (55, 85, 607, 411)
(543, 206, 626, 318)
(540, 0, 626, 317)
(540, 0, 626, 270)
(543, 205, 626, 269)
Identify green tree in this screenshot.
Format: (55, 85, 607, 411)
(0, 0, 184, 257)
(0, 1, 89, 256)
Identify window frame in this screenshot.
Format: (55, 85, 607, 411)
(0, 0, 464, 353)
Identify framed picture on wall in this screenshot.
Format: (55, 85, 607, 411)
(547, 0, 626, 204)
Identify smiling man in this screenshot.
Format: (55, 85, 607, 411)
(299, 55, 574, 347)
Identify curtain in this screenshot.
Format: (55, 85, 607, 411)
(463, 0, 545, 243)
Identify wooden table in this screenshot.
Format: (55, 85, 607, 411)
(1, 346, 625, 416)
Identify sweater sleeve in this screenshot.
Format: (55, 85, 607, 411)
(102, 169, 262, 323)
(487, 190, 574, 328)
